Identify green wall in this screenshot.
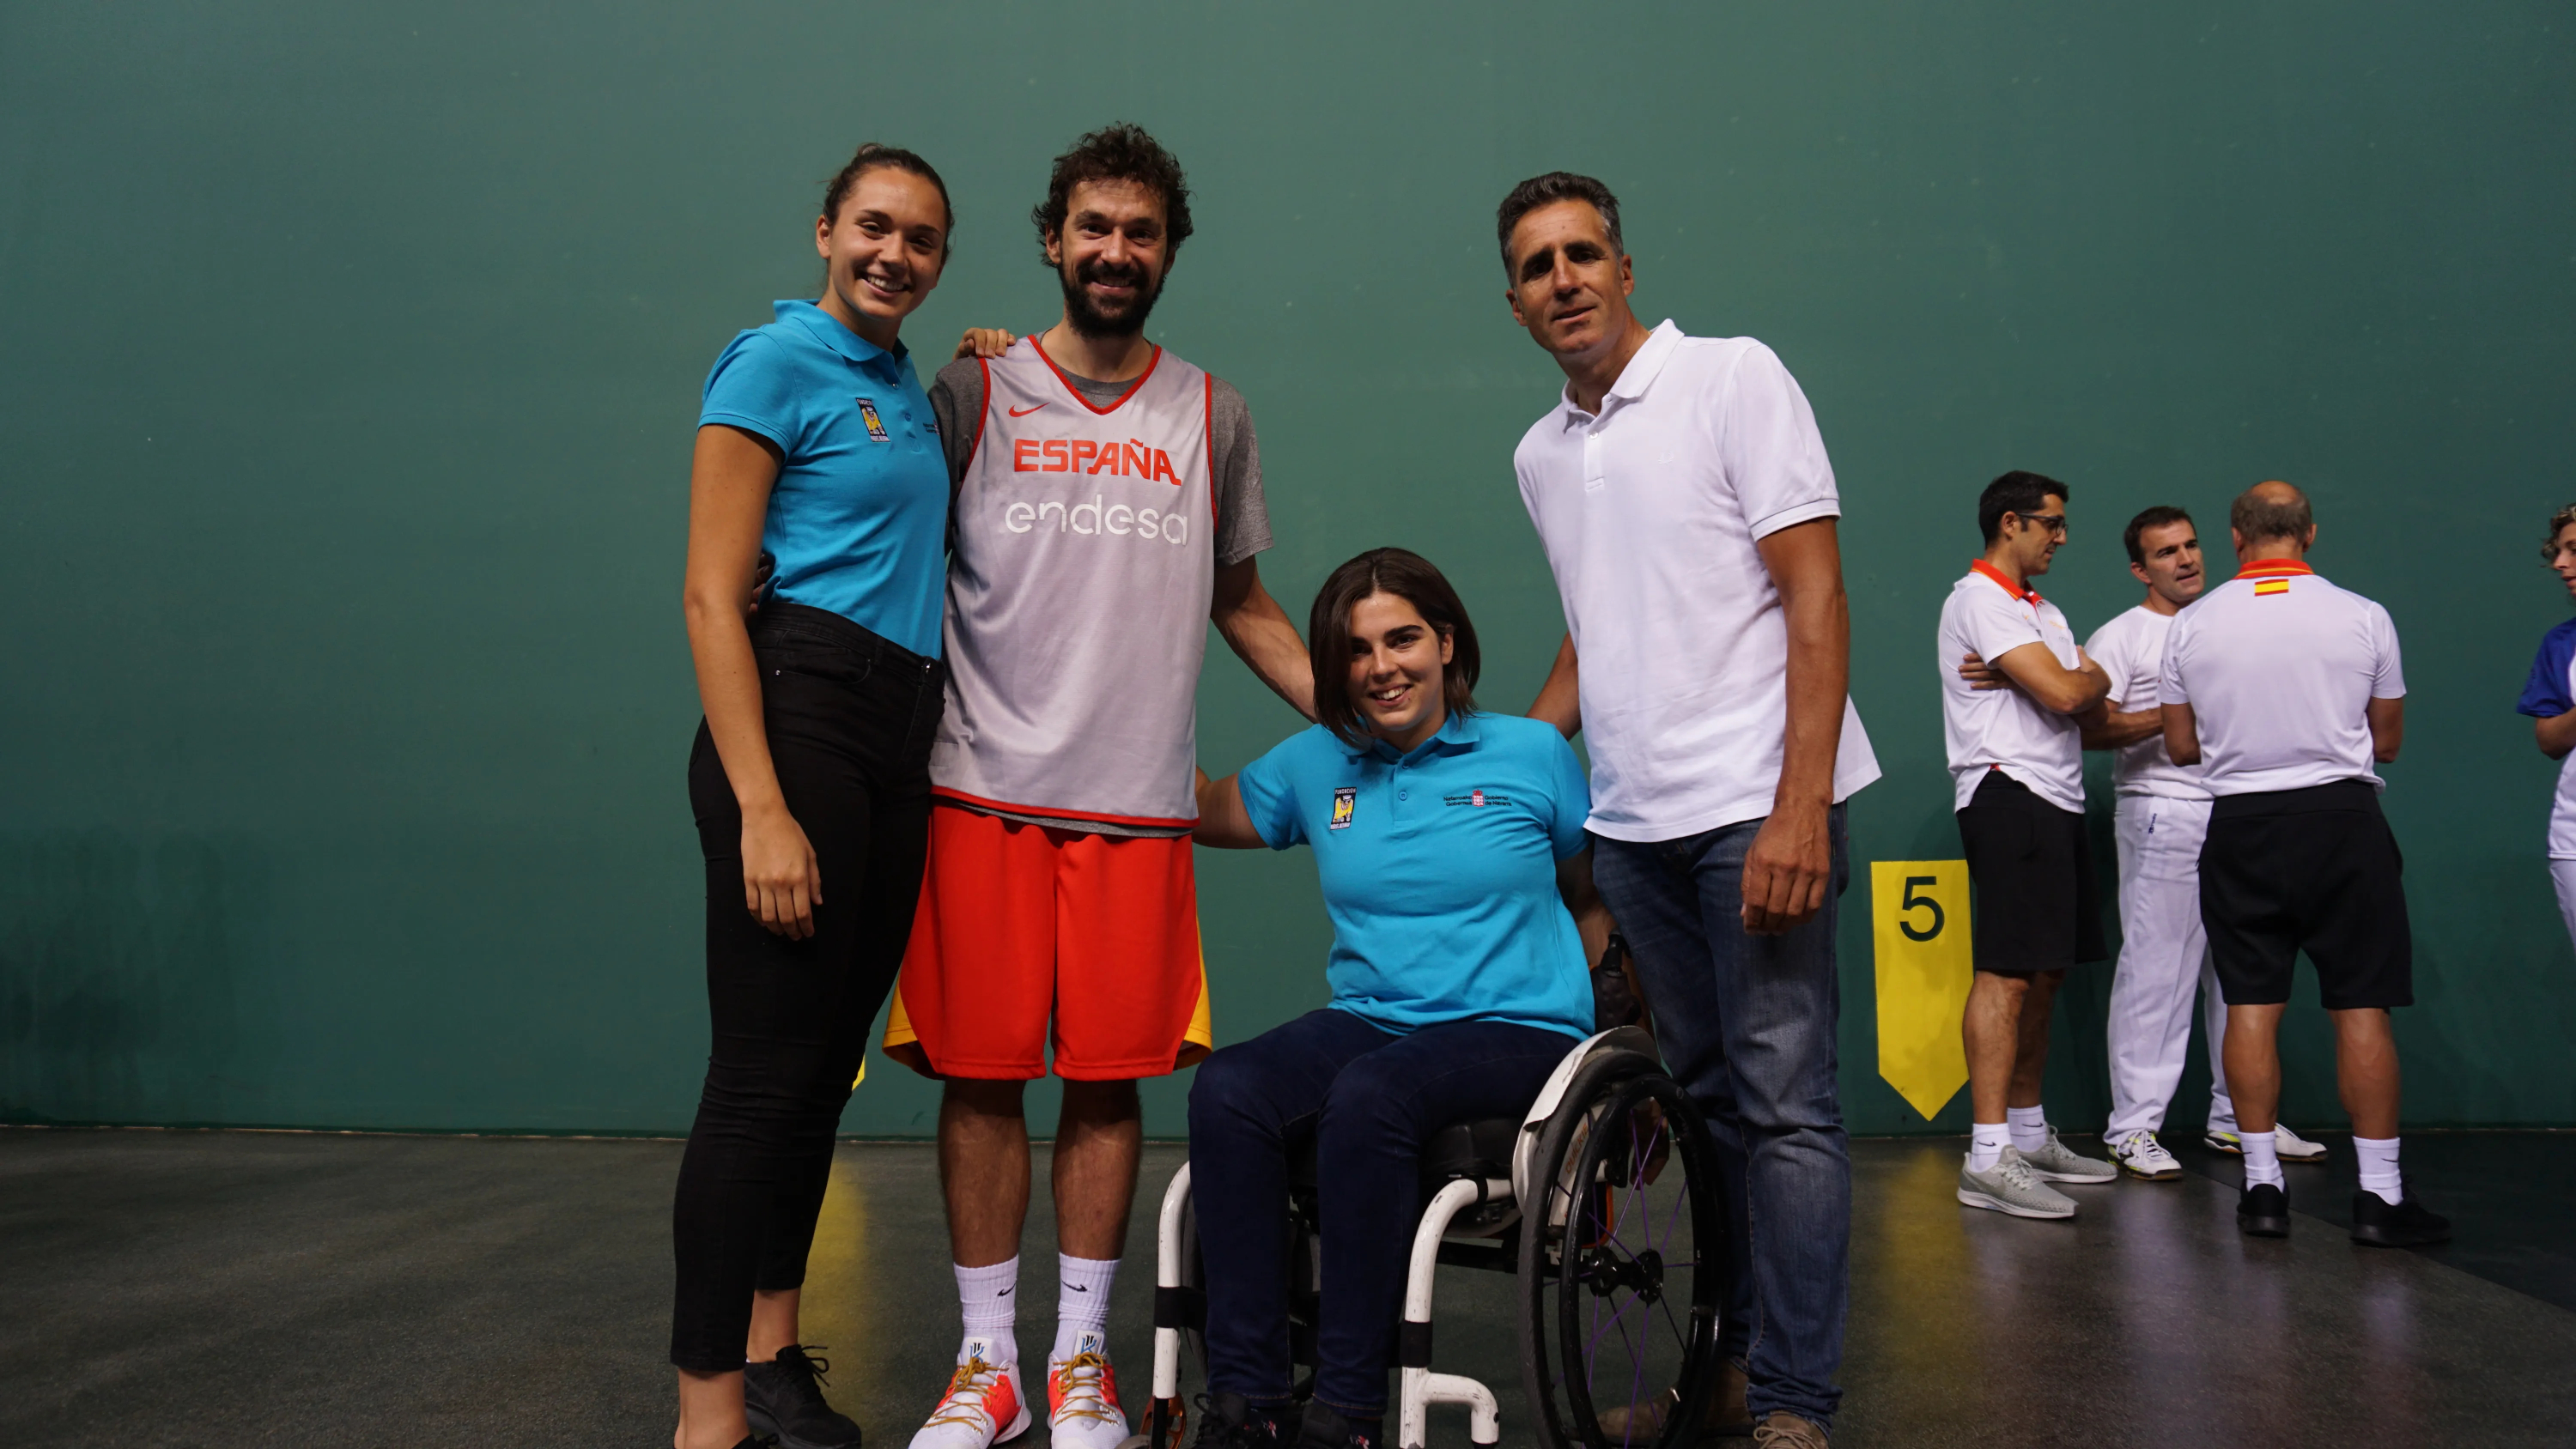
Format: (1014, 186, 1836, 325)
(4, 3, 2570, 1137)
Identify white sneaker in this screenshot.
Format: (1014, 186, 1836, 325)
(2108, 1130, 2182, 1180)
(2205, 1125, 2331, 1162)
(909, 1342, 1031, 1449)
(2019, 1125, 2118, 1183)
(1045, 1333, 1128, 1449)
(1958, 1147, 2077, 1219)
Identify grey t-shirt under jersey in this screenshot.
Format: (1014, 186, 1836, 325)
(927, 350, 1273, 837)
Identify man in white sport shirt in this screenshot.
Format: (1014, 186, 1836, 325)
(1937, 471, 2119, 1223)
(2516, 504, 2576, 959)
(1503, 171, 1878, 1447)
(2162, 480, 2447, 1246)
(2072, 506, 2329, 1178)
(892, 125, 1314, 1449)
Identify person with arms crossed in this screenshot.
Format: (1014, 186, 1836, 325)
(891, 124, 1314, 1449)
(2073, 506, 2330, 1178)
(2517, 504, 2576, 957)
(2161, 480, 2447, 1246)
(1938, 471, 2120, 1222)
(674, 145, 958, 1449)
(1503, 171, 1879, 1448)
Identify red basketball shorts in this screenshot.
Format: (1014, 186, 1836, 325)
(883, 802, 1214, 1081)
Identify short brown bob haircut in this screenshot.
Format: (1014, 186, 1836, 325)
(1308, 548, 1481, 749)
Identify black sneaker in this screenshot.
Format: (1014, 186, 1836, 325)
(1290, 1401, 1377, 1449)
(744, 1345, 862, 1449)
(2237, 1182, 2290, 1237)
(1193, 1391, 1284, 1447)
(2351, 1189, 2451, 1248)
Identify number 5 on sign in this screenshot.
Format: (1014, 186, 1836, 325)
(1870, 861, 1972, 1121)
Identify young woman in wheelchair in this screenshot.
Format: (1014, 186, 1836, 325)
(1188, 547, 1607, 1449)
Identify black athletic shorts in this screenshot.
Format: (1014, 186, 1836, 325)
(2199, 779, 2412, 1009)
(1956, 767, 2106, 974)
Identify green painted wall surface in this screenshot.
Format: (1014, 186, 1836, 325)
(3, 3, 2570, 1137)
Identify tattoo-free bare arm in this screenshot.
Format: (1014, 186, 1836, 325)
(2538, 712, 2576, 761)
(1193, 767, 1268, 848)
(1212, 557, 1315, 720)
(1741, 518, 1849, 935)
(1529, 634, 1582, 738)
(2081, 706, 2165, 751)
(2160, 702, 2202, 767)
(2367, 695, 2404, 763)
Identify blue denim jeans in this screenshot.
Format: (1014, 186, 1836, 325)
(1186, 1008, 1575, 1417)
(1588, 808, 1850, 1429)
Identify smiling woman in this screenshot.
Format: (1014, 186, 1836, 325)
(670, 143, 958, 1449)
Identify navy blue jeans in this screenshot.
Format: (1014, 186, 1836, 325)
(1588, 808, 1850, 1429)
(1186, 1009, 1575, 1417)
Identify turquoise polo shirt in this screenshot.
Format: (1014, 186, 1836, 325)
(1235, 711, 1595, 1039)
(698, 300, 949, 658)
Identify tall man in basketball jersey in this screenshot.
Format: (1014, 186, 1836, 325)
(890, 126, 1314, 1449)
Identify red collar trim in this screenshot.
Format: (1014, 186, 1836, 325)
(2235, 559, 2314, 579)
(1030, 336, 1163, 415)
(1970, 559, 2041, 604)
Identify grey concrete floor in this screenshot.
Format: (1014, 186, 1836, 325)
(3, 1130, 2571, 1447)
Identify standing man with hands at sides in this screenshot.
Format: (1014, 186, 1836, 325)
(2163, 481, 2446, 1246)
(890, 124, 1315, 1449)
(2075, 507, 2330, 1180)
(1937, 472, 2120, 1222)
(1504, 171, 1881, 1449)
(2516, 504, 2576, 960)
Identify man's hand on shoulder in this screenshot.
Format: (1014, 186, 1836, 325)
(952, 328, 1015, 360)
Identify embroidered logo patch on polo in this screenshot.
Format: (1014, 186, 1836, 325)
(1443, 789, 1511, 808)
(854, 397, 890, 441)
(1329, 787, 1358, 830)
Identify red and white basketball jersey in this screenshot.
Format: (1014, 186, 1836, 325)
(931, 337, 1217, 826)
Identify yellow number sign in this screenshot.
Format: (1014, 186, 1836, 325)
(1870, 860, 1972, 1120)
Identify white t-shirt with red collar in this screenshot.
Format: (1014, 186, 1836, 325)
(1938, 560, 2087, 814)
(2160, 559, 2405, 797)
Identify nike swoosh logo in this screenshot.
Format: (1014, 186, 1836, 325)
(1009, 403, 1048, 416)
(1068, 1283, 1088, 1292)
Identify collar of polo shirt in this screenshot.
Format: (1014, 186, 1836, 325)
(1346, 706, 1484, 761)
(1969, 557, 2042, 603)
(2235, 559, 2315, 579)
(1556, 320, 1686, 425)
(778, 298, 906, 372)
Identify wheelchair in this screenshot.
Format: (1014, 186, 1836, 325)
(1135, 1026, 1727, 1449)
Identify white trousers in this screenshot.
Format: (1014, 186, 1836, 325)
(2105, 795, 2238, 1137)
(2553, 859, 2576, 961)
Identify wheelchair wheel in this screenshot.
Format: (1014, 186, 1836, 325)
(1515, 1049, 1723, 1449)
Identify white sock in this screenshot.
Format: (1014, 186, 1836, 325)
(2006, 1105, 2048, 1153)
(956, 1258, 1020, 1367)
(1052, 1252, 1119, 1361)
(2354, 1136, 2403, 1205)
(2242, 1130, 2285, 1191)
(1969, 1121, 2009, 1172)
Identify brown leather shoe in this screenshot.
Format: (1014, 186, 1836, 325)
(1591, 1361, 1755, 1438)
(1752, 1410, 1830, 1448)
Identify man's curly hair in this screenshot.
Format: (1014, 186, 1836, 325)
(2545, 503, 2576, 562)
(1031, 124, 1194, 262)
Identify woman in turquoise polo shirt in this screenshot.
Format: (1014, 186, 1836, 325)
(1187, 548, 1605, 1449)
(672, 144, 956, 1449)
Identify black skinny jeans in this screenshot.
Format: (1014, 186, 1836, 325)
(670, 603, 944, 1373)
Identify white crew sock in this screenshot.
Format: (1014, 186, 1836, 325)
(2242, 1129, 2285, 1191)
(956, 1257, 1020, 1367)
(2354, 1136, 2403, 1205)
(1969, 1122, 2009, 1173)
(1052, 1252, 1119, 1361)
(2006, 1105, 2049, 1153)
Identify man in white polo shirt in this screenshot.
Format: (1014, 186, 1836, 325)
(1937, 471, 2119, 1222)
(2161, 480, 2447, 1246)
(1503, 171, 1878, 1448)
(2077, 506, 2329, 1179)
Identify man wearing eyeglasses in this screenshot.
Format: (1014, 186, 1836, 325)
(1936, 470, 2119, 1220)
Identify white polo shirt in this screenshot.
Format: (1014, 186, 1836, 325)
(1938, 561, 2086, 813)
(2160, 560, 2404, 797)
(2083, 603, 2208, 801)
(1514, 321, 1880, 841)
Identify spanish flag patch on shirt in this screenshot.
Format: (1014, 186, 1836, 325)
(2255, 579, 2291, 596)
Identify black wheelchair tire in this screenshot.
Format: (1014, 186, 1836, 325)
(1514, 1049, 1724, 1449)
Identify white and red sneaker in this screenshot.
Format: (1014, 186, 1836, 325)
(908, 1341, 1030, 1449)
(1045, 1334, 1129, 1449)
